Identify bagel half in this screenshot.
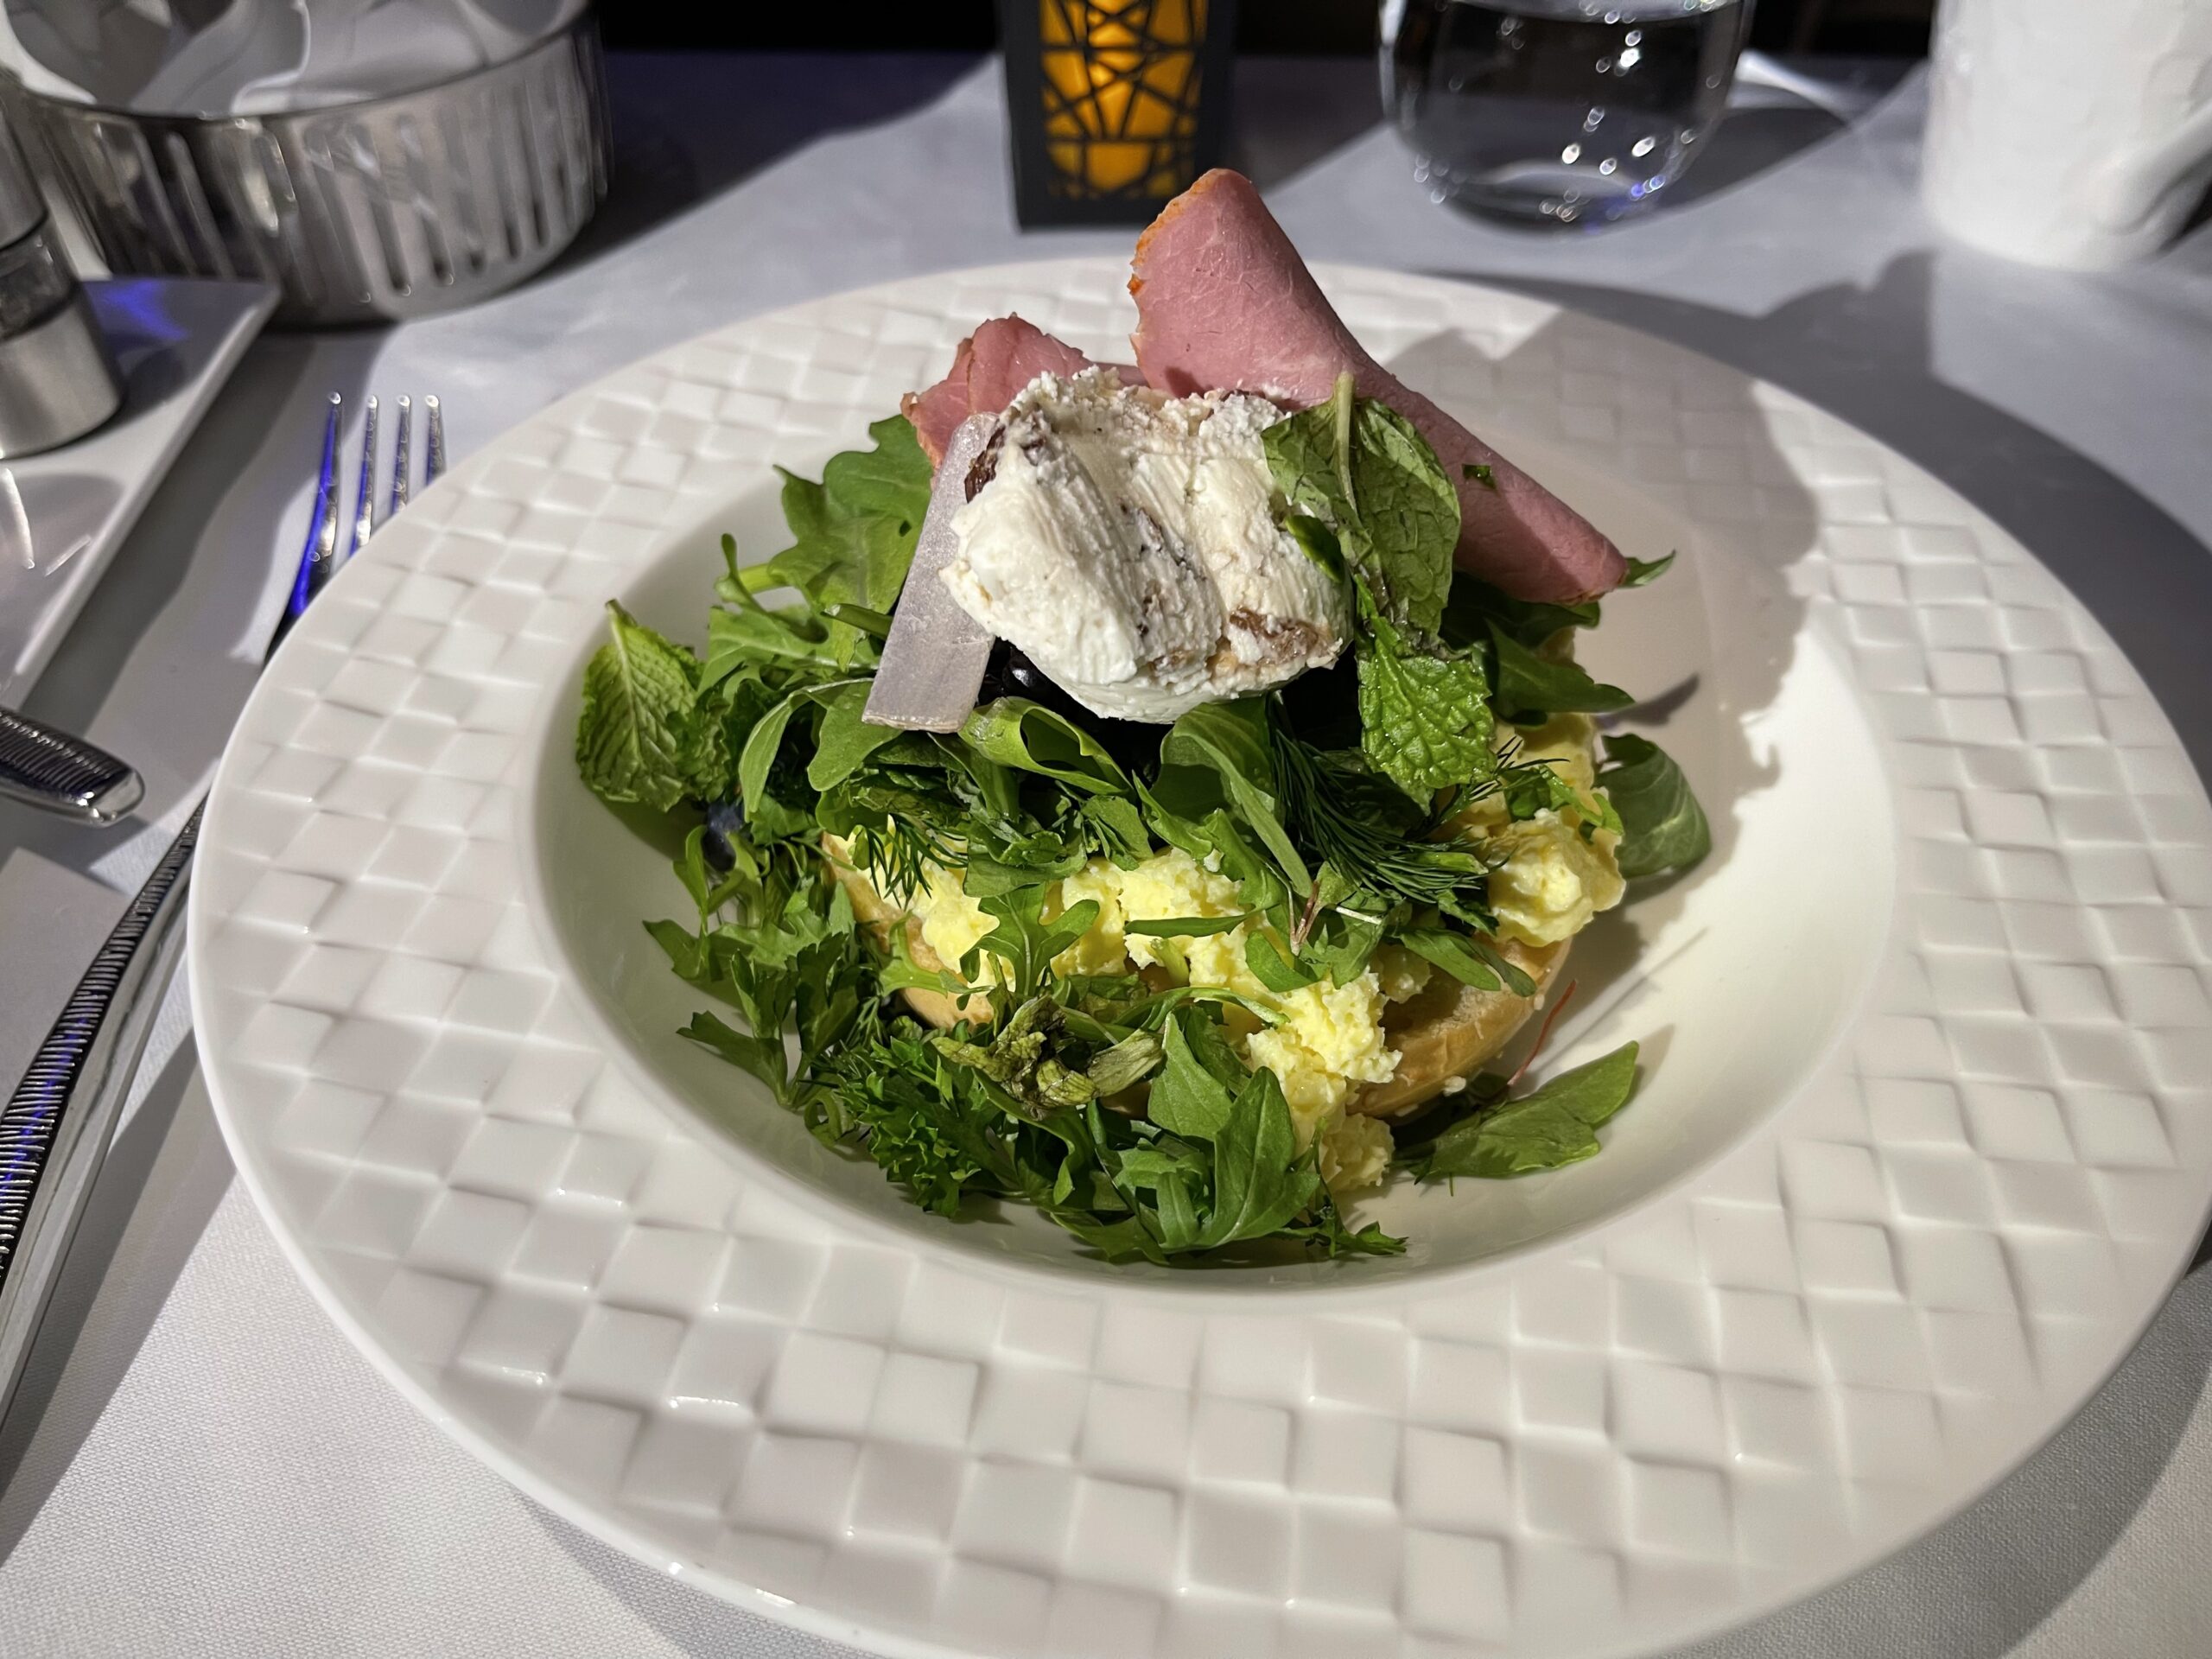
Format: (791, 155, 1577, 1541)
(828, 842, 1568, 1118)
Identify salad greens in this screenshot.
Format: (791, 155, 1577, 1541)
(574, 379, 1707, 1264)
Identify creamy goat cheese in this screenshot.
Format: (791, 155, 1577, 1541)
(940, 369, 1348, 721)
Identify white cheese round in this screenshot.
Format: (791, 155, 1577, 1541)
(941, 368, 1348, 722)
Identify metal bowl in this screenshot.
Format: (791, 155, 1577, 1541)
(1, 16, 609, 327)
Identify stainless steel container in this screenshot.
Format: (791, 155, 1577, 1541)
(0, 114, 119, 454)
(2, 16, 610, 327)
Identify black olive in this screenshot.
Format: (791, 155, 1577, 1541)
(1272, 652, 1363, 749)
(702, 798, 744, 872)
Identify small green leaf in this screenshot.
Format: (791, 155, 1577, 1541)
(1197, 1065, 1323, 1247)
(1394, 926, 1503, 993)
(1620, 551, 1675, 587)
(1463, 462, 1496, 489)
(1263, 382, 1460, 636)
(1357, 603, 1495, 795)
(1147, 1014, 1236, 1142)
(735, 690, 804, 822)
(807, 682, 903, 791)
(1416, 1042, 1639, 1180)
(1488, 624, 1635, 716)
(1243, 931, 1316, 993)
(1599, 734, 1710, 878)
(1124, 913, 1250, 938)
(575, 601, 698, 811)
(961, 698, 1131, 796)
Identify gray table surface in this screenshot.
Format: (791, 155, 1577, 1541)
(2, 50, 2209, 1659)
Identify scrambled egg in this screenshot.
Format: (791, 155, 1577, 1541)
(843, 707, 1626, 1197)
(1444, 711, 1627, 949)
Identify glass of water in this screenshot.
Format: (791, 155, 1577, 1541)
(1380, 0, 1755, 227)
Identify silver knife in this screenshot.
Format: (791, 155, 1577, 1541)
(0, 704, 143, 823)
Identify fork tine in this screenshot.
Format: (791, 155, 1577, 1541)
(389, 395, 412, 518)
(424, 394, 445, 486)
(346, 394, 378, 563)
(273, 392, 342, 657)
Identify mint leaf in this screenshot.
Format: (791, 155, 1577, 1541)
(1357, 605, 1494, 795)
(1488, 624, 1634, 717)
(575, 601, 698, 811)
(1415, 1042, 1639, 1180)
(1263, 376, 1459, 637)
(1599, 734, 1709, 877)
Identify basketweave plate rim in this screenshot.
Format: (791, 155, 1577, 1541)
(189, 257, 2212, 1659)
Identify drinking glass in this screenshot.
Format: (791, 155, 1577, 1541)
(1380, 0, 1755, 227)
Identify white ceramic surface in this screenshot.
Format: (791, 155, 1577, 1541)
(1924, 0, 2212, 270)
(189, 261, 2212, 1659)
(0, 276, 276, 702)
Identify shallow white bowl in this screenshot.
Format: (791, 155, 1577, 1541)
(190, 260, 2212, 1659)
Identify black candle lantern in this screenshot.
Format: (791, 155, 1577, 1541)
(1000, 0, 1239, 226)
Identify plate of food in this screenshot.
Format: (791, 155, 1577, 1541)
(189, 170, 2212, 1658)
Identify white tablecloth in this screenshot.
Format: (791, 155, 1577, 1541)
(3, 52, 2209, 1658)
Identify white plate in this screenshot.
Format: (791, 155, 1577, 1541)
(188, 262, 2212, 1659)
(0, 276, 276, 702)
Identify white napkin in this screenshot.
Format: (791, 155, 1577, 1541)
(0, 0, 588, 118)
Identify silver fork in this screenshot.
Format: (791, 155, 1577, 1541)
(0, 391, 445, 1427)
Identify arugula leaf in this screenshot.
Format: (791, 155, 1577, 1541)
(808, 682, 903, 791)
(1148, 1014, 1237, 1141)
(575, 602, 698, 811)
(1263, 376, 1460, 636)
(1599, 734, 1710, 878)
(1357, 601, 1495, 796)
(1159, 700, 1312, 893)
(1125, 913, 1249, 938)
(964, 887, 1102, 1001)
(1414, 1042, 1639, 1180)
(736, 690, 805, 827)
(1442, 574, 1601, 652)
(962, 698, 1131, 796)
(1197, 1065, 1323, 1247)
(761, 416, 933, 612)
(1244, 931, 1316, 993)
(1394, 926, 1503, 993)
(1488, 624, 1634, 717)
(1620, 551, 1675, 587)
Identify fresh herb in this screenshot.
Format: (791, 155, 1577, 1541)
(1411, 1042, 1639, 1179)
(1463, 462, 1497, 489)
(1620, 551, 1675, 587)
(1599, 734, 1710, 877)
(1356, 597, 1495, 796)
(575, 602, 701, 811)
(1263, 372, 1459, 637)
(1488, 624, 1635, 718)
(576, 383, 1692, 1266)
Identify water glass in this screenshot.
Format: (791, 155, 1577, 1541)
(1380, 0, 1755, 227)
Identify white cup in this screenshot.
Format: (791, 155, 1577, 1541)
(1923, 0, 2212, 270)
